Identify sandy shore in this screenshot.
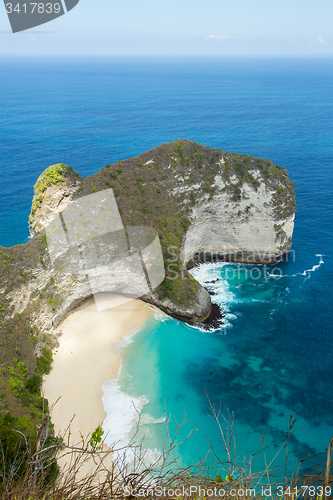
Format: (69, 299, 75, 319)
(43, 294, 154, 475)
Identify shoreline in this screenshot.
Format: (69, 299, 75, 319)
(43, 294, 155, 472)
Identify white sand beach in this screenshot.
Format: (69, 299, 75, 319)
(43, 294, 154, 475)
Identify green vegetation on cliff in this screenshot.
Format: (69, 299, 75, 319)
(0, 236, 53, 425)
(34, 163, 81, 197)
(31, 163, 82, 217)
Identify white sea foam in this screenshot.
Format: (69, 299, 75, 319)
(102, 379, 147, 448)
(189, 261, 228, 282)
(301, 254, 324, 275)
(151, 306, 170, 322)
(114, 326, 141, 350)
(187, 262, 237, 332)
(267, 254, 325, 279)
(101, 307, 168, 467)
(102, 378, 165, 466)
(220, 313, 235, 329)
(189, 262, 235, 308)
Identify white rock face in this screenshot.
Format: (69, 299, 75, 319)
(182, 171, 295, 266)
(29, 177, 81, 237)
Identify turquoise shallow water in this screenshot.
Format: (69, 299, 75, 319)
(0, 55, 332, 476)
(104, 257, 331, 475)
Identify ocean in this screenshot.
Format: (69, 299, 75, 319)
(1, 55, 332, 476)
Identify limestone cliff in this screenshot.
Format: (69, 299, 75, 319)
(1, 140, 296, 345)
(182, 165, 295, 267)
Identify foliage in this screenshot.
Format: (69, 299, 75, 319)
(25, 374, 42, 394)
(34, 164, 81, 197)
(36, 348, 53, 376)
(89, 426, 104, 449)
(0, 411, 59, 495)
(17, 361, 28, 378)
(8, 376, 24, 397)
(31, 164, 82, 216)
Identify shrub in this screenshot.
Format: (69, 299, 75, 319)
(36, 348, 53, 375)
(8, 377, 24, 397)
(180, 216, 191, 232)
(34, 164, 81, 196)
(17, 361, 28, 378)
(26, 375, 42, 394)
(197, 154, 203, 169)
(234, 162, 246, 179)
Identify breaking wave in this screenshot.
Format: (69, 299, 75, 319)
(102, 316, 166, 467)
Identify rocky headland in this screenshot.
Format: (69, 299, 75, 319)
(0, 139, 296, 418)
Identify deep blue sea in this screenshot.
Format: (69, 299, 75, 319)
(1, 55, 332, 477)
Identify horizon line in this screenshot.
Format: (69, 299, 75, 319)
(1, 52, 333, 57)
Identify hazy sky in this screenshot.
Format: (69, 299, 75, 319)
(0, 0, 332, 55)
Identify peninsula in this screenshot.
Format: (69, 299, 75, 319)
(0, 139, 296, 425)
